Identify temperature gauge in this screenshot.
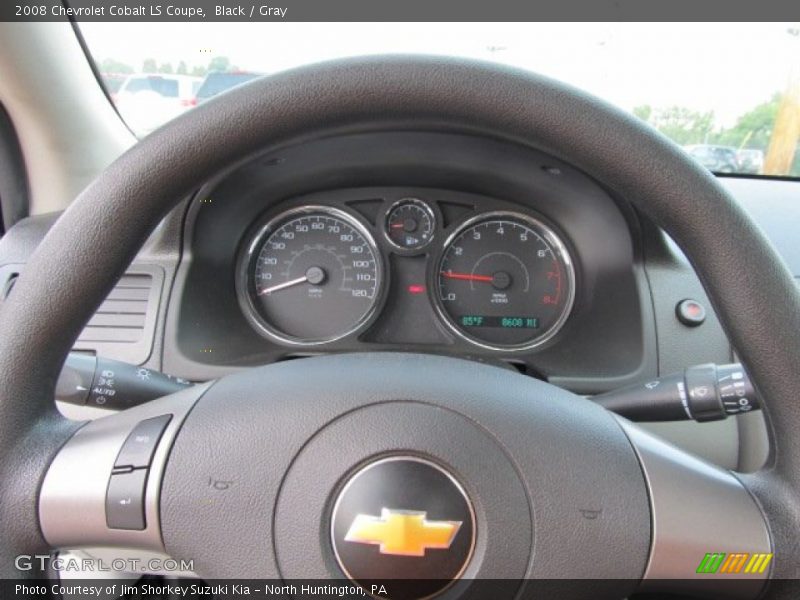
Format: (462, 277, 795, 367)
(385, 198, 436, 251)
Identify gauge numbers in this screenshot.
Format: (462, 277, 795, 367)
(239, 207, 382, 345)
(436, 212, 575, 350)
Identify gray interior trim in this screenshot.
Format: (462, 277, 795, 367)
(0, 101, 29, 231)
(719, 177, 800, 277)
(0, 22, 133, 215)
(639, 419, 739, 470)
(737, 411, 771, 473)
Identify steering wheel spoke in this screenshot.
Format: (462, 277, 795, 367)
(617, 419, 772, 598)
(39, 383, 209, 554)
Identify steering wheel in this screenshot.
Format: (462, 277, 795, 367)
(1, 57, 799, 599)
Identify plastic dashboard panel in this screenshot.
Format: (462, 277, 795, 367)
(163, 131, 657, 390)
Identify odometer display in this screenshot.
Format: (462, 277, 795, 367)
(238, 206, 382, 345)
(436, 212, 575, 350)
(460, 315, 540, 329)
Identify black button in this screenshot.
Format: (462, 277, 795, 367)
(114, 415, 172, 469)
(676, 299, 706, 326)
(106, 469, 148, 530)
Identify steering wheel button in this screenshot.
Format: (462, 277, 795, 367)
(113, 414, 172, 469)
(105, 469, 147, 530)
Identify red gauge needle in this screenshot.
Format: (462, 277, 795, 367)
(440, 271, 494, 283)
(390, 223, 406, 229)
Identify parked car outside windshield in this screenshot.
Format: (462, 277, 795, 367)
(737, 148, 766, 174)
(115, 74, 201, 134)
(684, 144, 741, 173)
(195, 71, 263, 103)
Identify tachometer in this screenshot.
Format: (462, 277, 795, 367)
(238, 206, 383, 345)
(435, 212, 575, 350)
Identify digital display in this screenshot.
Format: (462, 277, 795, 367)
(460, 316, 540, 329)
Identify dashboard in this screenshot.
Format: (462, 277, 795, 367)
(167, 131, 651, 389)
(4, 129, 798, 468)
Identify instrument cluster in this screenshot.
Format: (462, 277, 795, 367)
(171, 131, 644, 384)
(236, 196, 576, 352)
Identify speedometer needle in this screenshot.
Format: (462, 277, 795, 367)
(440, 271, 494, 283)
(258, 266, 327, 296)
(258, 275, 309, 296)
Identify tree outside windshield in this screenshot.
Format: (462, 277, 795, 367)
(81, 22, 800, 177)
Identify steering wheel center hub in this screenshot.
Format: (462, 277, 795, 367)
(331, 457, 475, 598)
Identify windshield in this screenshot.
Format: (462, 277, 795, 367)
(80, 22, 800, 178)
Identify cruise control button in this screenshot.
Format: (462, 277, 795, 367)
(106, 469, 147, 530)
(113, 414, 172, 469)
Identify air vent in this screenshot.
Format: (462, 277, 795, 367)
(73, 265, 163, 364)
(77, 274, 152, 345)
(0, 264, 163, 364)
(72, 267, 164, 364)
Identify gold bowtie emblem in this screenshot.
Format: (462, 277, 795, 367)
(344, 508, 462, 557)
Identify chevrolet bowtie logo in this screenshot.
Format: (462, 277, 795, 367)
(344, 508, 462, 557)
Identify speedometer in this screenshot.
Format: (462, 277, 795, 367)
(237, 206, 383, 345)
(435, 212, 575, 350)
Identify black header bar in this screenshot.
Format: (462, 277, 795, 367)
(2, 0, 798, 22)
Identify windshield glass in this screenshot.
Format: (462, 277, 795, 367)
(80, 22, 800, 178)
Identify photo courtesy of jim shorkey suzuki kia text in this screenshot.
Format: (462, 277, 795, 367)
(17, 583, 377, 597)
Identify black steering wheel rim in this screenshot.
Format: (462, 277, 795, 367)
(1, 55, 798, 588)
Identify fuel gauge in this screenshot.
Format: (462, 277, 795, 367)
(385, 198, 436, 252)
